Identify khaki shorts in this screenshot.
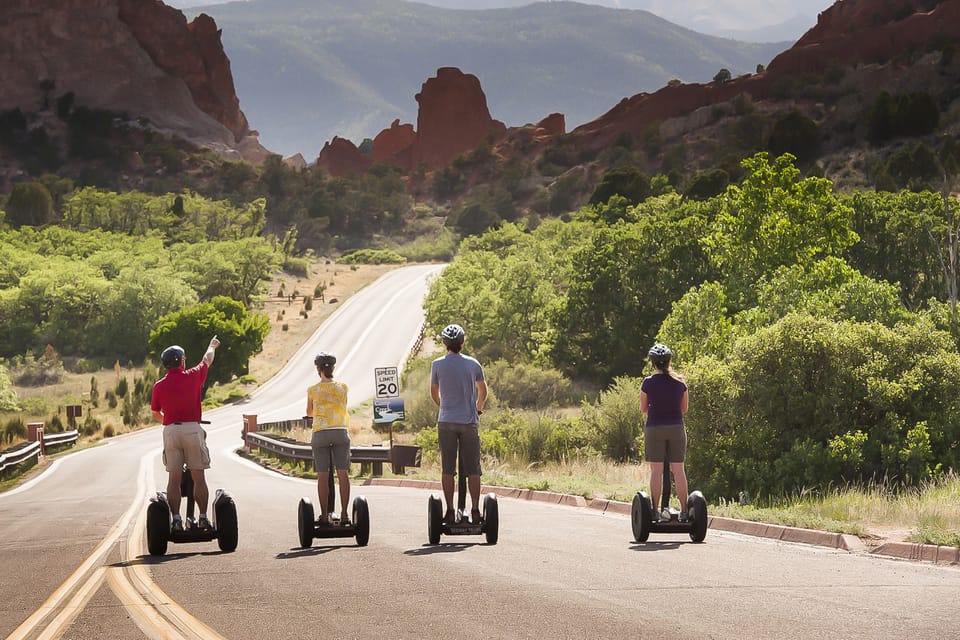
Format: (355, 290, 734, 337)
(644, 424, 687, 463)
(311, 429, 351, 472)
(162, 422, 211, 471)
(438, 422, 482, 476)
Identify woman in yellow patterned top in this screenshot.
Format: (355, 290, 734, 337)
(306, 351, 351, 524)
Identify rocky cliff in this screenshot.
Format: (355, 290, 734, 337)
(0, 0, 265, 162)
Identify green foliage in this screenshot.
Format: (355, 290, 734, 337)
(658, 281, 736, 363)
(768, 111, 820, 163)
(589, 166, 651, 207)
(867, 91, 941, 143)
(579, 376, 643, 461)
(10, 347, 64, 386)
(485, 359, 587, 409)
(684, 314, 960, 499)
(844, 189, 946, 310)
(0, 364, 19, 411)
(683, 169, 729, 201)
(702, 153, 858, 309)
(338, 249, 407, 265)
(149, 296, 270, 384)
(2, 416, 26, 445)
(880, 143, 942, 191)
(713, 68, 732, 83)
(5, 181, 54, 227)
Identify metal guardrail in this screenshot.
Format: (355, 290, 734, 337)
(0, 441, 41, 473)
(245, 430, 418, 476)
(43, 430, 79, 448)
(0, 430, 79, 474)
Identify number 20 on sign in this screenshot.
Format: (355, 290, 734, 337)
(375, 367, 399, 398)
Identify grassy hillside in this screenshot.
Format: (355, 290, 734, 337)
(187, 0, 786, 156)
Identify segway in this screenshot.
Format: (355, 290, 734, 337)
(297, 444, 370, 547)
(427, 453, 499, 544)
(146, 463, 239, 556)
(631, 454, 707, 543)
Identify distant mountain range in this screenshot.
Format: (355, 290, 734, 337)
(178, 0, 789, 156)
(170, 0, 833, 42)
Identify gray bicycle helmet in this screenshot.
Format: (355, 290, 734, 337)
(161, 345, 185, 369)
(648, 343, 672, 368)
(314, 352, 337, 368)
(441, 323, 465, 348)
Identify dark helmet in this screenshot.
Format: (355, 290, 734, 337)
(441, 323, 465, 347)
(648, 343, 672, 368)
(161, 345, 185, 369)
(314, 352, 336, 368)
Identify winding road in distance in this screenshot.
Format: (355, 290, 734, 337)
(2, 263, 959, 640)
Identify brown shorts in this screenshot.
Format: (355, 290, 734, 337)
(162, 422, 211, 471)
(438, 422, 482, 476)
(644, 424, 686, 463)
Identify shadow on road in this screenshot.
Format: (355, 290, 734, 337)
(403, 542, 484, 556)
(112, 551, 223, 567)
(275, 545, 353, 558)
(628, 541, 687, 551)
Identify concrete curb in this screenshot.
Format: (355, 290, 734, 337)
(363, 477, 958, 565)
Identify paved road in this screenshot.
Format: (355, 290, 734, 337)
(3, 263, 960, 640)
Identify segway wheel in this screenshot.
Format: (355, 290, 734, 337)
(352, 496, 370, 546)
(483, 493, 499, 545)
(297, 498, 315, 548)
(215, 493, 239, 552)
(631, 491, 652, 543)
(146, 496, 169, 556)
(427, 494, 443, 545)
(688, 490, 708, 543)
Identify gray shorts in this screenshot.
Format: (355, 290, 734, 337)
(644, 424, 687, 463)
(438, 421, 482, 476)
(311, 429, 351, 472)
(162, 422, 211, 471)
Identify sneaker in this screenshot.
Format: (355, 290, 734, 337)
(660, 508, 672, 522)
(171, 517, 184, 533)
(650, 507, 660, 523)
(678, 511, 689, 523)
(197, 515, 212, 530)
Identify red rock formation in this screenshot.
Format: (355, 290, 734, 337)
(316, 137, 372, 176)
(0, 0, 263, 161)
(371, 119, 416, 163)
(572, 0, 960, 150)
(768, 0, 960, 75)
(535, 113, 566, 138)
(411, 67, 507, 169)
(117, 0, 249, 142)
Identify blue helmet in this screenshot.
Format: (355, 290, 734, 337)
(161, 345, 185, 369)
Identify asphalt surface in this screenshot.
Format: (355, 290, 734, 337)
(3, 263, 960, 640)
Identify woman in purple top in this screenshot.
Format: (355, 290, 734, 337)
(640, 343, 690, 522)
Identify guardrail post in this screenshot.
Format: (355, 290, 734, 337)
(28, 423, 44, 457)
(242, 414, 258, 451)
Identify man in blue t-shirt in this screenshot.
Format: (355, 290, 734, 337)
(430, 323, 487, 524)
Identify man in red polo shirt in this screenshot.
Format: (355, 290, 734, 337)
(151, 336, 220, 532)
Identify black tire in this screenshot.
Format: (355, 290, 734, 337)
(631, 491, 652, 543)
(146, 497, 169, 556)
(297, 498, 315, 548)
(352, 496, 370, 546)
(483, 493, 499, 545)
(688, 490, 708, 543)
(428, 494, 443, 545)
(215, 494, 239, 552)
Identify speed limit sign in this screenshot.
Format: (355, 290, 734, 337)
(374, 367, 399, 398)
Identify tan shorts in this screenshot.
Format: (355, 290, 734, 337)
(644, 424, 686, 463)
(311, 429, 351, 472)
(162, 422, 211, 471)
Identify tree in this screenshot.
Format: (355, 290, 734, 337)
(149, 296, 270, 384)
(768, 111, 820, 163)
(589, 166, 651, 207)
(702, 153, 859, 309)
(5, 181, 54, 227)
(713, 68, 732, 83)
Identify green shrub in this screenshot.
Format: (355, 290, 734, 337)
(579, 376, 643, 462)
(338, 249, 406, 265)
(485, 360, 583, 408)
(2, 416, 26, 444)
